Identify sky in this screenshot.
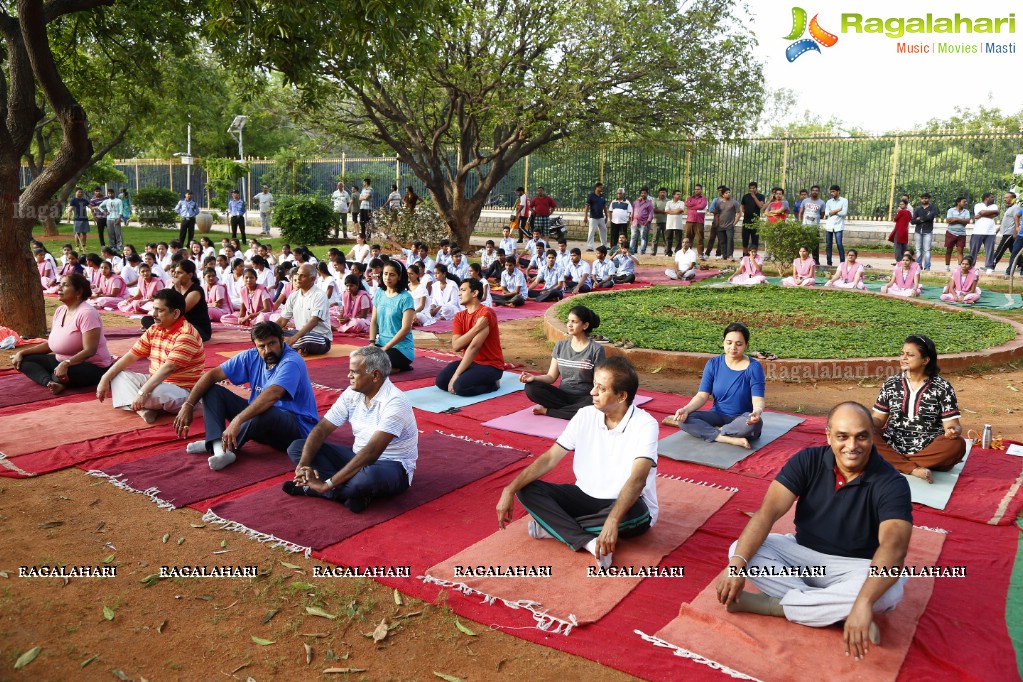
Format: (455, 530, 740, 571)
(746, 0, 1023, 133)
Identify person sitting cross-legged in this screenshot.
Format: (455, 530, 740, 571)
(497, 357, 658, 569)
(715, 402, 912, 661)
(173, 321, 320, 471)
(285, 346, 419, 513)
(436, 278, 505, 396)
(278, 264, 333, 356)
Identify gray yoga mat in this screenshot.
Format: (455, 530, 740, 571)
(903, 442, 971, 511)
(658, 412, 806, 469)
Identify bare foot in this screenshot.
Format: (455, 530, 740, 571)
(911, 467, 933, 484)
(717, 435, 751, 449)
(46, 381, 67, 395)
(532, 405, 548, 416)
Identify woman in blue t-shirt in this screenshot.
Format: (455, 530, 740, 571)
(369, 260, 415, 371)
(672, 322, 766, 448)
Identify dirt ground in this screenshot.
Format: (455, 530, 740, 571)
(2, 288, 1022, 681)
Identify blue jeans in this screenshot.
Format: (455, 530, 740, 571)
(825, 230, 845, 266)
(1006, 235, 1023, 275)
(914, 231, 933, 270)
(679, 410, 764, 443)
(629, 223, 651, 255)
(201, 384, 308, 453)
(286, 439, 409, 505)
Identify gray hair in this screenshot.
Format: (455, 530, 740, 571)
(351, 345, 391, 377)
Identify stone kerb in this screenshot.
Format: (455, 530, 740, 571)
(542, 291, 1023, 381)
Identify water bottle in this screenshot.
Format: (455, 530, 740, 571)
(982, 424, 992, 449)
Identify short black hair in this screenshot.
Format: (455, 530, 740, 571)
(462, 277, 484, 300)
(251, 321, 285, 344)
(723, 322, 750, 343)
(153, 287, 186, 314)
(904, 334, 940, 377)
(597, 357, 639, 406)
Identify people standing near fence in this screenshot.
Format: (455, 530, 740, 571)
(358, 178, 375, 237)
(889, 200, 912, 263)
(608, 188, 632, 249)
(704, 185, 726, 259)
(514, 186, 530, 242)
(764, 187, 789, 224)
(943, 197, 970, 271)
(175, 190, 199, 246)
(908, 192, 936, 271)
(89, 188, 107, 248)
(1006, 199, 1023, 277)
(530, 186, 557, 237)
(386, 184, 402, 210)
(100, 189, 124, 252)
(630, 187, 654, 256)
(403, 186, 419, 212)
(330, 182, 350, 239)
(824, 185, 848, 267)
(69, 188, 91, 251)
(253, 184, 274, 236)
(684, 184, 708, 256)
(664, 190, 685, 257)
(225, 189, 245, 242)
(650, 188, 669, 256)
(713, 187, 742, 261)
(740, 182, 765, 255)
(793, 189, 807, 218)
(971, 192, 999, 274)
(585, 182, 609, 251)
(992, 192, 1020, 270)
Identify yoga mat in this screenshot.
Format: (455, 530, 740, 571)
(404, 372, 524, 413)
(216, 343, 360, 362)
(423, 300, 559, 333)
(658, 412, 806, 469)
(424, 477, 735, 629)
(91, 441, 297, 509)
(0, 372, 89, 409)
(904, 442, 971, 511)
(644, 517, 946, 682)
(204, 431, 531, 553)
(480, 395, 653, 441)
(306, 354, 448, 389)
(932, 443, 1023, 526)
(761, 276, 1023, 310)
(1010, 519, 1023, 680)
(634, 266, 722, 286)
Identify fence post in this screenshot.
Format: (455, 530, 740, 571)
(169, 161, 173, 193)
(395, 154, 400, 185)
(781, 137, 790, 191)
(887, 136, 901, 222)
(684, 138, 693, 194)
(599, 145, 605, 185)
(524, 154, 530, 193)
(341, 152, 346, 186)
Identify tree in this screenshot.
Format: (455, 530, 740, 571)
(270, 0, 763, 245)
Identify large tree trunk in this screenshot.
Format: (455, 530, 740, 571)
(0, 169, 47, 336)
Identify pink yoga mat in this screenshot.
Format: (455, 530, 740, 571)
(206, 431, 531, 551)
(423, 300, 559, 333)
(648, 516, 946, 682)
(307, 354, 448, 390)
(424, 476, 735, 628)
(481, 395, 653, 441)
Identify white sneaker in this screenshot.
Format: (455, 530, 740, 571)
(527, 519, 554, 540)
(185, 440, 207, 454)
(986, 268, 994, 275)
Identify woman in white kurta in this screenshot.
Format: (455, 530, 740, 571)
(826, 249, 867, 290)
(408, 264, 437, 327)
(428, 264, 461, 320)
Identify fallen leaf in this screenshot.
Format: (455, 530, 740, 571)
(306, 606, 338, 620)
(161, 533, 169, 544)
(140, 573, 163, 587)
(1008, 385, 1020, 392)
(433, 673, 464, 682)
(261, 608, 279, 625)
(454, 618, 477, 636)
(324, 668, 367, 674)
(14, 646, 41, 669)
(299, 633, 330, 638)
(190, 523, 205, 528)
(110, 669, 132, 681)
(650, 367, 662, 373)
(102, 554, 115, 564)
(393, 588, 403, 606)
(211, 550, 233, 555)
(38, 521, 63, 529)
(80, 654, 98, 669)
(280, 561, 301, 569)
(251, 636, 275, 646)
(177, 537, 185, 545)
(229, 662, 250, 674)
(103, 606, 115, 621)
(157, 620, 167, 634)
(372, 618, 389, 643)
(221, 539, 228, 548)
(304, 643, 313, 665)
(95, 521, 105, 532)
(395, 610, 423, 620)
(0, 570, 8, 578)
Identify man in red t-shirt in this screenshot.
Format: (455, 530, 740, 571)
(529, 186, 558, 238)
(435, 278, 505, 396)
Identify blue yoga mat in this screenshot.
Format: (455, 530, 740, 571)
(404, 372, 524, 413)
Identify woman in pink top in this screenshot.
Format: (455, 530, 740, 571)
(202, 267, 233, 321)
(92, 261, 129, 309)
(335, 274, 373, 334)
(36, 248, 58, 289)
(12, 273, 112, 393)
(221, 268, 272, 325)
(729, 246, 767, 285)
(940, 255, 981, 304)
(781, 246, 816, 287)
(118, 263, 162, 314)
(881, 252, 922, 297)
(826, 249, 867, 290)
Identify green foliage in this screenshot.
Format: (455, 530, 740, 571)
(79, 159, 128, 189)
(373, 202, 450, 244)
(134, 188, 179, 228)
(260, 150, 313, 196)
(203, 156, 249, 210)
(564, 287, 1015, 359)
(757, 219, 821, 275)
(274, 194, 335, 244)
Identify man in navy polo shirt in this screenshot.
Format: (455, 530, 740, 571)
(715, 402, 912, 660)
(173, 321, 320, 471)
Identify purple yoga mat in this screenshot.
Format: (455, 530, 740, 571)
(0, 359, 149, 410)
(481, 395, 652, 440)
(423, 301, 558, 333)
(306, 354, 448, 389)
(206, 431, 530, 551)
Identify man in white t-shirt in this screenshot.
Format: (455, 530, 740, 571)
(497, 357, 658, 569)
(253, 185, 274, 236)
(971, 192, 1000, 273)
(286, 345, 418, 513)
(278, 264, 332, 356)
(664, 190, 685, 257)
(358, 178, 375, 238)
(666, 237, 698, 280)
(331, 182, 351, 239)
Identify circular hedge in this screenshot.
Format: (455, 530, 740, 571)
(562, 286, 1017, 359)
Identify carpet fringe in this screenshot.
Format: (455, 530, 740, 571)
(310, 381, 342, 393)
(913, 524, 949, 534)
(85, 470, 176, 511)
(657, 473, 739, 493)
(0, 453, 36, 477)
(201, 508, 312, 557)
(989, 467, 1023, 525)
(634, 629, 761, 680)
(434, 431, 515, 450)
(419, 574, 578, 635)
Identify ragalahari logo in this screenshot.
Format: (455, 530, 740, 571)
(785, 7, 838, 61)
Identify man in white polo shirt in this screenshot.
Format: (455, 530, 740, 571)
(971, 192, 1000, 273)
(278, 264, 332, 356)
(286, 345, 418, 513)
(496, 357, 658, 568)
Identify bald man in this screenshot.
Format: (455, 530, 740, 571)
(714, 402, 912, 660)
(277, 264, 332, 356)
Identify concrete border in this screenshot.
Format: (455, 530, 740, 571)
(542, 289, 1023, 380)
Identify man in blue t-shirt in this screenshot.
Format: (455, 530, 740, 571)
(714, 402, 913, 660)
(174, 321, 320, 471)
(584, 182, 609, 251)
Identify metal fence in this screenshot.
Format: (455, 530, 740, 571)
(24, 133, 1022, 220)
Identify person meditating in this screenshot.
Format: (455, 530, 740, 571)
(780, 246, 816, 287)
(520, 305, 605, 420)
(672, 322, 765, 448)
(880, 252, 921, 297)
(173, 321, 320, 471)
(826, 249, 866, 290)
(96, 289, 204, 423)
(118, 263, 161, 314)
(13, 273, 113, 393)
(221, 267, 273, 326)
(729, 245, 767, 285)
(285, 346, 419, 513)
(871, 334, 967, 482)
(497, 357, 658, 569)
(370, 260, 416, 371)
(715, 402, 912, 660)
(278, 264, 333, 356)
(436, 278, 505, 396)
(940, 255, 981, 304)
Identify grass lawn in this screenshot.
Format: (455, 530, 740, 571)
(563, 285, 1017, 359)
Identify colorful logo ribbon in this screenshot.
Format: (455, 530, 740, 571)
(785, 7, 838, 62)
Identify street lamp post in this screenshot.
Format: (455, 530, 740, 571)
(228, 115, 249, 202)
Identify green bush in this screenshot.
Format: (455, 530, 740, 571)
(203, 156, 248, 211)
(373, 200, 450, 245)
(274, 194, 335, 244)
(757, 218, 821, 276)
(134, 187, 179, 228)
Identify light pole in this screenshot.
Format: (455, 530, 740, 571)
(174, 115, 193, 193)
(228, 115, 249, 202)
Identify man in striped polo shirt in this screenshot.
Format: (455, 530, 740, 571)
(96, 289, 205, 423)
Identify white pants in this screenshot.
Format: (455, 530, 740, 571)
(587, 217, 607, 250)
(665, 267, 695, 280)
(110, 371, 189, 413)
(731, 534, 905, 627)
